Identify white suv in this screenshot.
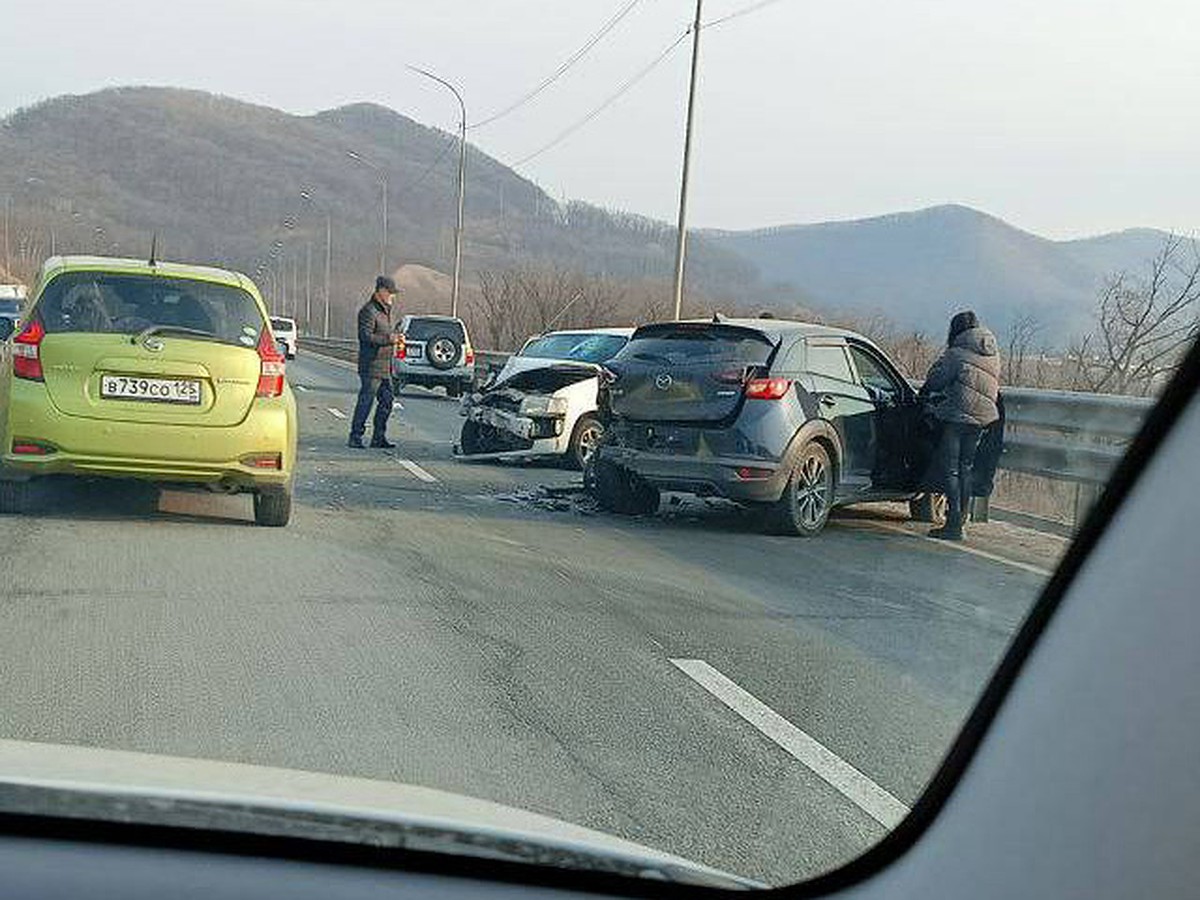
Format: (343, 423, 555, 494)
(270, 317, 297, 359)
(392, 315, 476, 398)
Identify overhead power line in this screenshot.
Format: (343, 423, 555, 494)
(703, 0, 790, 29)
(470, 0, 644, 129)
(511, 27, 692, 168)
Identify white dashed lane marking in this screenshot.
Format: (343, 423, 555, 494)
(326, 408, 346, 420)
(397, 458, 439, 483)
(671, 658, 909, 829)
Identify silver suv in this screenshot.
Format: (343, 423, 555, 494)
(392, 315, 476, 398)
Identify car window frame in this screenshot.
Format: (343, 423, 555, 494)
(804, 338, 857, 385)
(846, 340, 912, 401)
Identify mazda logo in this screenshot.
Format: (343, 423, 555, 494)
(143, 338, 164, 352)
(654, 373, 673, 391)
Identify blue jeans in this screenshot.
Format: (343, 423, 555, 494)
(350, 373, 395, 443)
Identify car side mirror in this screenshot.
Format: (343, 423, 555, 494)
(0, 318, 14, 341)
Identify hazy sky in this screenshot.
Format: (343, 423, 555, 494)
(2, 0, 1197, 237)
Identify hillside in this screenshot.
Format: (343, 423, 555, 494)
(0, 86, 756, 330)
(707, 205, 1172, 344)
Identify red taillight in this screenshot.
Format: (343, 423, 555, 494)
(735, 466, 772, 480)
(394, 334, 407, 360)
(464, 344, 475, 365)
(13, 319, 45, 381)
(744, 377, 792, 400)
(11, 440, 55, 456)
(242, 452, 282, 469)
(256, 330, 286, 398)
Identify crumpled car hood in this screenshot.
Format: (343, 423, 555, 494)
(0, 739, 760, 889)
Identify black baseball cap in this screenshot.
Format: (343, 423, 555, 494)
(375, 275, 397, 294)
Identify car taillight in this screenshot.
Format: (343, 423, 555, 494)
(13, 319, 45, 381)
(745, 377, 792, 400)
(464, 344, 475, 365)
(394, 334, 407, 359)
(256, 330, 286, 397)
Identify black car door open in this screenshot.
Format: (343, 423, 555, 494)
(846, 341, 931, 493)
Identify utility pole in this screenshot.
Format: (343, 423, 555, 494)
(305, 241, 312, 332)
(407, 65, 467, 318)
(3, 196, 10, 277)
(323, 213, 332, 338)
(671, 0, 703, 321)
(345, 150, 388, 274)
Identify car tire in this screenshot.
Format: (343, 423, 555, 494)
(460, 419, 498, 455)
(591, 457, 658, 516)
(427, 335, 461, 371)
(909, 492, 946, 523)
(766, 441, 834, 537)
(567, 415, 604, 471)
(253, 486, 292, 527)
(0, 479, 31, 515)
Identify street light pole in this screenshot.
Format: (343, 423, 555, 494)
(407, 65, 467, 318)
(305, 241, 312, 331)
(345, 150, 388, 274)
(324, 214, 332, 338)
(671, 0, 703, 321)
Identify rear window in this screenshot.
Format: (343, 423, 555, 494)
(36, 272, 266, 348)
(404, 318, 466, 342)
(617, 325, 774, 367)
(0, 300, 20, 315)
(270, 318, 295, 332)
(521, 333, 628, 363)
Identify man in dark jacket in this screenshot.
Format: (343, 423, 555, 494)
(919, 310, 1002, 540)
(348, 276, 399, 449)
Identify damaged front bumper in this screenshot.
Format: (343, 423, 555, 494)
(456, 393, 571, 459)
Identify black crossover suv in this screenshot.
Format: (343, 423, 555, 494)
(591, 318, 959, 536)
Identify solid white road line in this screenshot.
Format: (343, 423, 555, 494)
(844, 520, 1052, 578)
(671, 658, 909, 829)
(398, 458, 439, 483)
(326, 408, 346, 420)
(295, 384, 310, 392)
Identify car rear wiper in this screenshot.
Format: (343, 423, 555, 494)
(132, 325, 223, 346)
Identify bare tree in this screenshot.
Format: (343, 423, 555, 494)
(1069, 234, 1200, 396)
(1004, 313, 1041, 386)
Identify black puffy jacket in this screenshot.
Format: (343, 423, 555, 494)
(921, 326, 1002, 427)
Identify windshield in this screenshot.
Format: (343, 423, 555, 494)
(36, 272, 266, 346)
(0, 0, 1193, 892)
(521, 333, 628, 362)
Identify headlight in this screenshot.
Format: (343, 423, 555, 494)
(519, 395, 569, 416)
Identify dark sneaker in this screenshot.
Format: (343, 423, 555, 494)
(347, 436, 366, 449)
(370, 437, 397, 449)
(928, 526, 964, 542)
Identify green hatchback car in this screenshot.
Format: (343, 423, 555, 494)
(0, 256, 298, 525)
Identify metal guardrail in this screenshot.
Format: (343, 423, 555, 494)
(300, 337, 1150, 527)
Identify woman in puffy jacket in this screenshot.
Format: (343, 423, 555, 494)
(919, 310, 1002, 541)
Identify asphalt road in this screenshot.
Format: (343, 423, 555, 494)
(0, 351, 1051, 885)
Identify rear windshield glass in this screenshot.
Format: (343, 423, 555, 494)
(521, 333, 628, 362)
(616, 326, 774, 367)
(0, 301, 20, 314)
(36, 272, 266, 347)
(270, 318, 295, 332)
(405, 318, 466, 342)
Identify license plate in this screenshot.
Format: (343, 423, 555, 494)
(407, 345, 424, 358)
(100, 374, 202, 405)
